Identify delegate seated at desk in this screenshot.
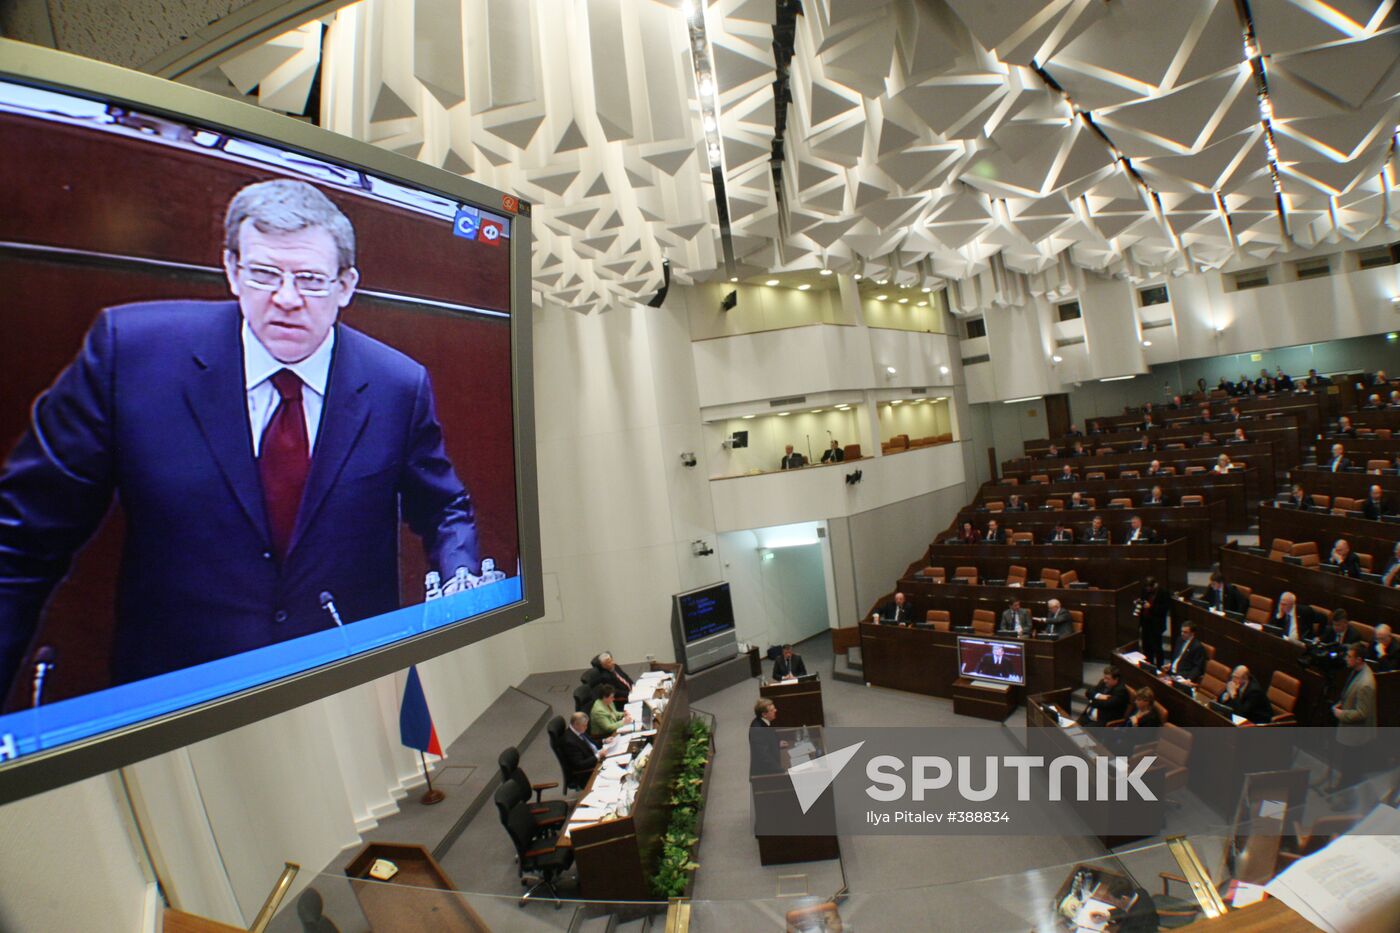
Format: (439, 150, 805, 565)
(1048, 522, 1074, 543)
(998, 598, 1031, 636)
(1067, 492, 1090, 510)
(562, 711, 604, 777)
(1368, 624, 1398, 672)
(1328, 443, 1352, 473)
(749, 698, 784, 777)
(1268, 591, 1320, 643)
(780, 445, 806, 470)
(1318, 609, 1361, 648)
(590, 684, 632, 737)
(1328, 539, 1361, 578)
(1115, 687, 1162, 728)
(1055, 465, 1076, 483)
(1084, 516, 1111, 543)
(772, 644, 807, 679)
(1284, 484, 1313, 510)
(1164, 621, 1206, 684)
(820, 440, 845, 464)
(1362, 485, 1393, 520)
(1079, 666, 1129, 725)
(1005, 494, 1027, 512)
(1041, 599, 1073, 637)
(1144, 485, 1168, 506)
(1217, 666, 1272, 724)
(984, 518, 1007, 544)
(1203, 572, 1246, 614)
(1383, 543, 1400, 588)
(1125, 514, 1158, 544)
(973, 642, 1015, 678)
(878, 592, 912, 626)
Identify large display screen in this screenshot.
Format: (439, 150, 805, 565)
(0, 43, 538, 801)
(676, 584, 736, 644)
(957, 637, 1026, 686)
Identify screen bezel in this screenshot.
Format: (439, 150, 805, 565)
(676, 583, 736, 645)
(955, 636, 1026, 686)
(0, 38, 543, 804)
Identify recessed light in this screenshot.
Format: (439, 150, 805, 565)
(877, 279, 888, 285)
(886, 366, 898, 375)
(836, 405, 850, 410)
(1141, 339, 1152, 347)
(765, 279, 779, 286)
(921, 287, 932, 293)
(916, 301, 928, 307)
(820, 269, 833, 276)
(811, 409, 823, 413)
(777, 411, 790, 416)
(742, 414, 755, 419)
(898, 298, 909, 304)
(730, 276, 738, 282)
(1052, 354, 1063, 363)
(798, 283, 811, 291)
(938, 365, 950, 375)
(892, 400, 903, 405)
(853, 274, 863, 280)
(1389, 333, 1399, 341)
(876, 294, 888, 300)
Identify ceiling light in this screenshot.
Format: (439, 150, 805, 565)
(853, 274, 863, 280)
(820, 269, 832, 276)
(1100, 375, 1136, 382)
(729, 276, 738, 282)
(1003, 396, 1043, 404)
(811, 408, 823, 413)
(875, 294, 888, 300)
(1141, 339, 1152, 347)
(939, 365, 950, 375)
(682, 0, 694, 17)
(891, 400, 903, 405)
(886, 366, 897, 375)
(921, 287, 932, 293)
(765, 279, 779, 286)
(777, 411, 790, 416)
(798, 283, 811, 291)
(836, 405, 850, 410)
(1215, 323, 1227, 332)
(742, 414, 755, 419)
(1051, 354, 1063, 363)
(898, 298, 909, 304)
(703, 114, 716, 133)
(1388, 333, 1398, 342)
(916, 301, 927, 307)
(699, 76, 714, 98)
(876, 279, 888, 285)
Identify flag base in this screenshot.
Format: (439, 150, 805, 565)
(420, 787, 445, 805)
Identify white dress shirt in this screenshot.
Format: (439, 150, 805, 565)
(242, 321, 335, 457)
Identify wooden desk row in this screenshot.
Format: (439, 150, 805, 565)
(891, 578, 1137, 659)
(922, 539, 1190, 592)
(1218, 544, 1400, 628)
(978, 471, 1252, 527)
(1289, 466, 1400, 500)
(1108, 395, 1324, 441)
(1314, 434, 1400, 463)
(1349, 409, 1400, 432)
(1001, 444, 1272, 503)
(570, 664, 688, 901)
(1027, 414, 1299, 458)
(858, 621, 1084, 699)
(953, 501, 1226, 567)
(1257, 503, 1400, 572)
(1024, 427, 1298, 488)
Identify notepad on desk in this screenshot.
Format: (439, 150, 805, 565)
(1120, 650, 1147, 666)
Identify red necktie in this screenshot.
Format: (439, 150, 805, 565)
(259, 369, 310, 559)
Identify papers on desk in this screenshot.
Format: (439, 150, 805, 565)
(1120, 651, 1147, 667)
(1265, 804, 1400, 932)
(1231, 714, 1248, 726)
(1244, 621, 1263, 631)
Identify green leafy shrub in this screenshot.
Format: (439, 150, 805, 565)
(648, 718, 712, 898)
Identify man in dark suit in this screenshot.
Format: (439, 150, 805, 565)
(1328, 443, 1352, 473)
(998, 597, 1031, 636)
(1202, 573, 1246, 614)
(561, 711, 603, 782)
(1275, 369, 1293, 391)
(1335, 416, 1357, 438)
(1041, 599, 1073, 637)
(973, 642, 1016, 678)
(1125, 515, 1157, 545)
(1328, 539, 1361, 578)
(1218, 666, 1272, 724)
(1137, 577, 1171, 667)
(1054, 464, 1076, 483)
(1084, 516, 1110, 543)
(1362, 485, 1392, 520)
(984, 518, 1007, 543)
(1227, 427, 1248, 445)
(1223, 405, 1244, 422)
(1048, 521, 1074, 543)
(1069, 441, 1088, 458)
(1269, 592, 1318, 643)
(1197, 403, 1214, 423)
(1144, 485, 1168, 506)
(878, 592, 911, 625)
(1166, 621, 1206, 683)
(1367, 624, 1398, 672)
(1079, 666, 1129, 725)
(820, 440, 845, 463)
(594, 652, 635, 700)
(749, 698, 783, 776)
(1146, 459, 1167, 476)
(780, 445, 806, 469)
(1004, 494, 1027, 512)
(1067, 492, 1091, 510)
(0, 180, 481, 690)
(772, 644, 807, 679)
(1195, 430, 1217, 448)
(1284, 484, 1312, 510)
(1318, 609, 1361, 648)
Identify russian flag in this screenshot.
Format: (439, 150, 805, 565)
(399, 665, 443, 756)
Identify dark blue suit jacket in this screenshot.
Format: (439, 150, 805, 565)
(0, 301, 477, 688)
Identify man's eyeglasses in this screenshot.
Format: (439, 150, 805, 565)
(237, 262, 341, 297)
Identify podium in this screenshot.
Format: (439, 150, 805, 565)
(759, 677, 824, 728)
(952, 677, 1018, 721)
(344, 842, 490, 932)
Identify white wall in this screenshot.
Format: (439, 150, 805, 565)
(877, 398, 952, 442)
(717, 526, 832, 651)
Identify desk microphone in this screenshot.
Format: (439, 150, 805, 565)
(320, 592, 345, 628)
(31, 646, 55, 708)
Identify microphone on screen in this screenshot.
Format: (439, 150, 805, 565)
(320, 592, 345, 628)
(31, 646, 56, 708)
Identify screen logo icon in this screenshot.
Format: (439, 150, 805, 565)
(452, 207, 480, 240)
(479, 217, 506, 245)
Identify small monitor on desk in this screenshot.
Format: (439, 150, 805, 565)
(1208, 700, 1235, 719)
(1383, 514, 1400, 524)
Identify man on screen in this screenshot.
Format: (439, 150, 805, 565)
(0, 179, 481, 691)
(973, 643, 1015, 679)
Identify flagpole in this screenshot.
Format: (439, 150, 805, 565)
(420, 750, 444, 805)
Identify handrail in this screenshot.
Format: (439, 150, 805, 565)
(1165, 836, 1226, 919)
(663, 897, 691, 932)
(247, 862, 299, 933)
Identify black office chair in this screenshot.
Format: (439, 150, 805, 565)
(573, 682, 597, 713)
(494, 782, 564, 845)
(503, 799, 574, 906)
(546, 716, 592, 791)
(498, 747, 568, 822)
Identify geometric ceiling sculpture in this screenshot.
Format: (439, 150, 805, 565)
(200, 0, 1400, 314)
